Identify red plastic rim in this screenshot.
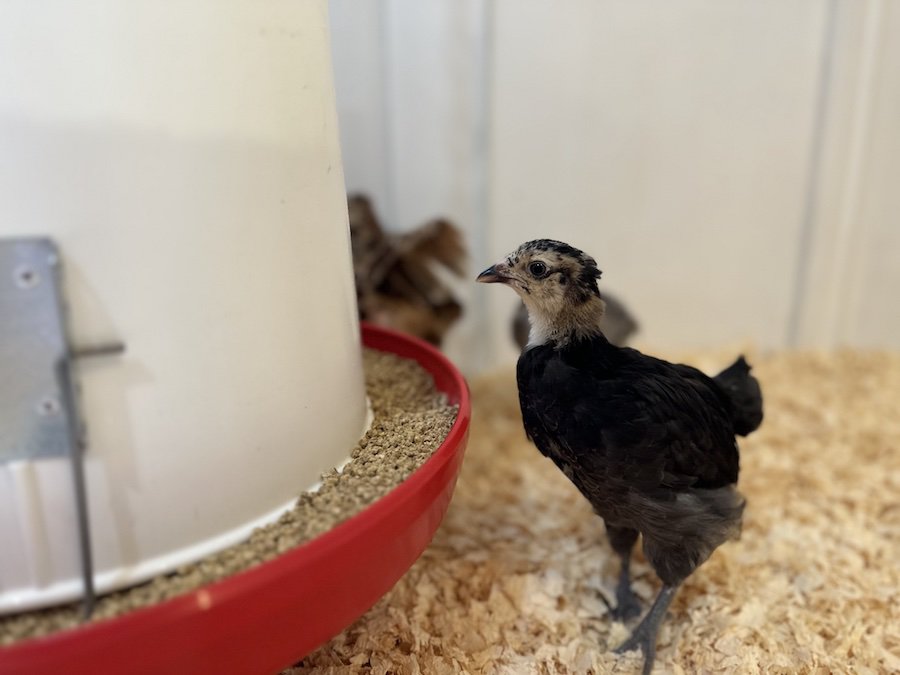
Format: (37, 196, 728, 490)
(0, 322, 471, 675)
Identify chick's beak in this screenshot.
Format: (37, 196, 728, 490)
(476, 262, 510, 284)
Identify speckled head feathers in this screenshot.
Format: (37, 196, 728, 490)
(506, 240, 602, 302)
(478, 239, 606, 346)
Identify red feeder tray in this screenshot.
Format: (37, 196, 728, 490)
(0, 322, 471, 675)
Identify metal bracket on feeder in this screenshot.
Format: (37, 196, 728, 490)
(0, 237, 125, 618)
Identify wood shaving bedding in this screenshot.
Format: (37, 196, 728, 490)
(291, 349, 900, 674)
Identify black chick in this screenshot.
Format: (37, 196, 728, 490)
(477, 240, 763, 674)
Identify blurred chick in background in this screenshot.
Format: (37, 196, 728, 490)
(478, 239, 763, 675)
(348, 195, 466, 346)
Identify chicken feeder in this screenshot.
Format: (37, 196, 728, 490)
(0, 0, 377, 616)
(0, 323, 470, 674)
(0, 4, 469, 668)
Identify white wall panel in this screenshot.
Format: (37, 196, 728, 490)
(330, 1, 488, 233)
(329, 0, 900, 369)
(842, 1, 900, 348)
(788, 0, 900, 349)
(486, 0, 828, 362)
(328, 2, 390, 213)
(329, 0, 492, 371)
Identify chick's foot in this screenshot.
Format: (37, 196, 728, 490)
(611, 580, 642, 621)
(614, 584, 678, 675)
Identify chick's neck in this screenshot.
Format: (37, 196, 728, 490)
(526, 295, 606, 348)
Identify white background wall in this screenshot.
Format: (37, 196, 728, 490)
(328, 0, 899, 372)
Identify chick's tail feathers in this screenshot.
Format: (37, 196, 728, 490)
(713, 356, 763, 436)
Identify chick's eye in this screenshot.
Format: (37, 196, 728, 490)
(528, 261, 548, 278)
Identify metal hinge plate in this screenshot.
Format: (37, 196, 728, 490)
(0, 237, 74, 464)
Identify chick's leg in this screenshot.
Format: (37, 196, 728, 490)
(605, 524, 641, 621)
(614, 584, 678, 675)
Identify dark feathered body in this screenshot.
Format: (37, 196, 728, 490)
(517, 333, 752, 585)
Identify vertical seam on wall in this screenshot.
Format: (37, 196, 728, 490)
(786, 0, 839, 347)
(378, 1, 398, 227)
(832, 0, 884, 344)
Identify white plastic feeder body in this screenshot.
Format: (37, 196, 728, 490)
(0, 0, 367, 613)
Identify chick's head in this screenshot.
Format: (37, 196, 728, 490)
(477, 239, 605, 345)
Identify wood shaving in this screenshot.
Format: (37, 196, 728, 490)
(291, 349, 900, 674)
